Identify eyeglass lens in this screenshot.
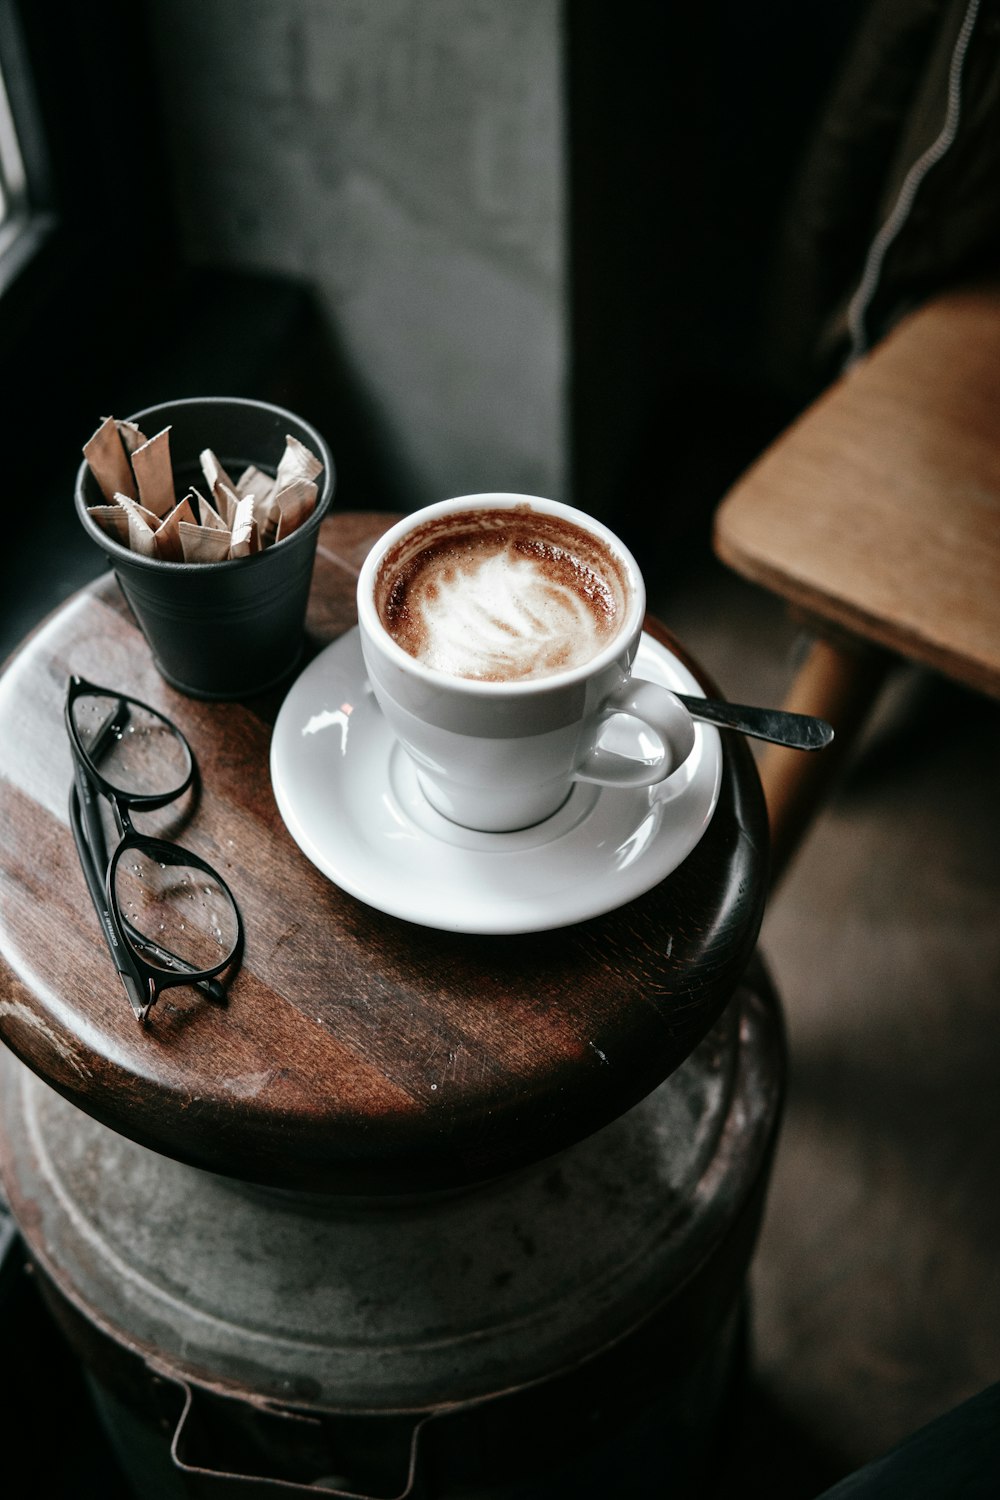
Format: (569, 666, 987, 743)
(71, 691, 191, 797)
(114, 848, 241, 973)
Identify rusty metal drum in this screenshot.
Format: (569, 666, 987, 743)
(0, 967, 783, 1500)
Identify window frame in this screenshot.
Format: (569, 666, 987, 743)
(0, 0, 178, 473)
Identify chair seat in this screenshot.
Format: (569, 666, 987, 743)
(714, 281, 1000, 700)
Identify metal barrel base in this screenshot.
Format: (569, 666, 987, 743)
(0, 964, 784, 1499)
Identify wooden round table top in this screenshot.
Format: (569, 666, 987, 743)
(0, 513, 769, 1194)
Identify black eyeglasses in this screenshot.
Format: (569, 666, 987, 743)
(65, 675, 243, 1025)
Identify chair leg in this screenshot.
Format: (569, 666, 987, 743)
(760, 635, 892, 888)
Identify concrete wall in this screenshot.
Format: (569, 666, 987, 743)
(142, 0, 566, 511)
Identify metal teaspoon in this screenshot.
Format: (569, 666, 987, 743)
(673, 694, 834, 751)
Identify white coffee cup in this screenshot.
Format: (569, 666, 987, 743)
(356, 493, 696, 832)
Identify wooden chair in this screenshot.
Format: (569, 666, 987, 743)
(713, 280, 1000, 885)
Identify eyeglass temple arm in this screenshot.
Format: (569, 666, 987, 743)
(70, 775, 153, 1024)
(69, 780, 227, 1021)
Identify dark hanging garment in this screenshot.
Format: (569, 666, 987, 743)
(769, 0, 1000, 393)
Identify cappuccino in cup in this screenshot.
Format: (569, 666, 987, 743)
(357, 494, 695, 833)
(373, 506, 630, 683)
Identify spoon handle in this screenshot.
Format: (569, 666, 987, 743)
(674, 694, 834, 751)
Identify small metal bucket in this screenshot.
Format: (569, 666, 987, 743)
(74, 396, 336, 700)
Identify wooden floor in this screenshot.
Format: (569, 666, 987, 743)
(2, 512, 998, 1497)
(651, 556, 1000, 1497)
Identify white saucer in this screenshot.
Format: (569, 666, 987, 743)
(270, 628, 722, 935)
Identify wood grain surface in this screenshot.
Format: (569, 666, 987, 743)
(0, 513, 768, 1194)
(714, 282, 1000, 699)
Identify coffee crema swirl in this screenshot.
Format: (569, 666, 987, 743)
(375, 507, 629, 682)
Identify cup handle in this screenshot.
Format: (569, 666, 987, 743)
(575, 679, 697, 788)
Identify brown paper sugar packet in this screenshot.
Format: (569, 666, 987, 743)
(216, 483, 244, 530)
(200, 449, 240, 525)
(274, 434, 322, 491)
(229, 494, 260, 558)
(273, 478, 318, 543)
(115, 494, 160, 558)
(235, 465, 276, 504)
(116, 419, 148, 455)
(233, 465, 281, 544)
(256, 492, 282, 549)
(87, 504, 131, 544)
(83, 417, 137, 502)
(178, 521, 233, 563)
(154, 494, 198, 562)
(113, 495, 161, 528)
(132, 427, 177, 518)
(188, 486, 229, 531)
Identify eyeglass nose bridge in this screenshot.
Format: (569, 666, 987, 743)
(104, 791, 133, 842)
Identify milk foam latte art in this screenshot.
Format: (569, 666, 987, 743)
(374, 507, 629, 682)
